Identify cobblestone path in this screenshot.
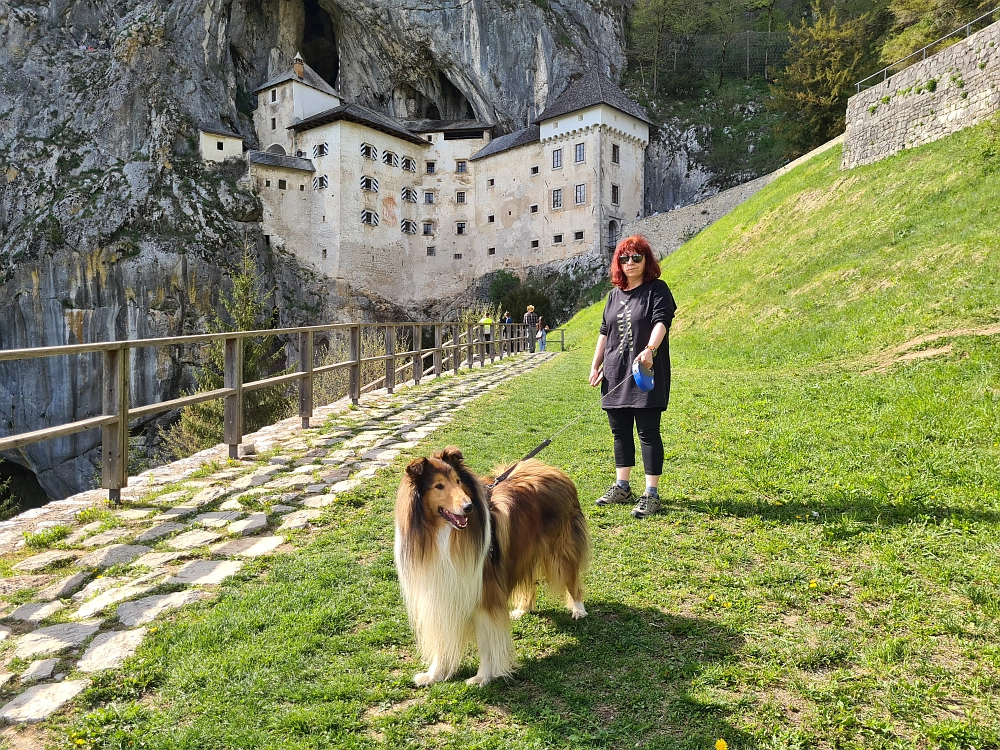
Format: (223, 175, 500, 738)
(0, 352, 556, 726)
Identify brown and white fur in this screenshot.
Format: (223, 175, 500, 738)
(394, 447, 590, 686)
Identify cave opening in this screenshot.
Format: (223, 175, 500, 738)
(302, 0, 339, 89)
(0, 459, 50, 516)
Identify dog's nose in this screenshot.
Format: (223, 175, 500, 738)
(462, 501, 474, 515)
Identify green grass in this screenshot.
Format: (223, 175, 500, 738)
(22, 525, 70, 549)
(59, 126, 1000, 749)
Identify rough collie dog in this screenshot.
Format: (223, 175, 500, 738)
(394, 447, 589, 686)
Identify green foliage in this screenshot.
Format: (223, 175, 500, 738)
(23, 525, 70, 549)
(979, 111, 1000, 168)
(0, 459, 17, 521)
(161, 245, 292, 460)
(770, 2, 868, 156)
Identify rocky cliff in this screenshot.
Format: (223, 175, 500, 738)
(0, 0, 629, 500)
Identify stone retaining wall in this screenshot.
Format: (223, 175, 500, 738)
(843, 21, 1000, 169)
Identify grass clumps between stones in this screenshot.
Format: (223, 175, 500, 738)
(56, 124, 1000, 747)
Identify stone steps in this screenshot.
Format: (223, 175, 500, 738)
(0, 352, 554, 725)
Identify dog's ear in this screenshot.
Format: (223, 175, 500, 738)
(405, 457, 428, 478)
(436, 446, 465, 469)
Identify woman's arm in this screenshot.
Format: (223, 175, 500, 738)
(589, 334, 608, 386)
(636, 322, 667, 369)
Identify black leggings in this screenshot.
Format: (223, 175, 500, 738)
(606, 408, 664, 476)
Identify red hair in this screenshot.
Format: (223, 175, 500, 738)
(610, 235, 660, 291)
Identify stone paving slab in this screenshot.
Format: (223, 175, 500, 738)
(228, 514, 267, 537)
(73, 584, 157, 620)
(14, 623, 101, 659)
(135, 522, 187, 543)
(211, 536, 284, 558)
(302, 495, 335, 508)
(166, 530, 222, 550)
(277, 509, 322, 531)
(195, 511, 243, 528)
(152, 506, 199, 522)
(79, 544, 151, 569)
(12, 550, 78, 573)
(165, 560, 244, 585)
(118, 590, 211, 627)
(8, 600, 65, 623)
(80, 528, 133, 547)
(131, 550, 189, 569)
(270, 504, 297, 514)
(21, 658, 57, 683)
(78, 628, 147, 673)
(36, 572, 91, 602)
(0, 575, 56, 597)
(116, 509, 156, 520)
(0, 680, 89, 723)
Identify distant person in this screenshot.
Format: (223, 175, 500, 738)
(478, 313, 493, 342)
(636, 210, 641, 220)
(536, 315, 550, 352)
(588, 235, 676, 519)
(523, 305, 539, 353)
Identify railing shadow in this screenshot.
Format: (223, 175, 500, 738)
(474, 602, 748, 748)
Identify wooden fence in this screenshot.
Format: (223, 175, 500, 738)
(0, 322, 564, 502)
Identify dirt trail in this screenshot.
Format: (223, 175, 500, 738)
(866, 324, 1000, 373)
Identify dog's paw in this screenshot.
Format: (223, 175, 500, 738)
(509, 608, 526, 620)
(570, 602, 588, 620)
(466, 673, 492, 686)
(413, 672, 438, 687)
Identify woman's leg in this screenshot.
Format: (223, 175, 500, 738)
(633, 408, 664, 482)
(597, 409, 637, 505)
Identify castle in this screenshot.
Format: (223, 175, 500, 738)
(202, 54, 650, 305)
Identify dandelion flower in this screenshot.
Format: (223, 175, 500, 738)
(716, 739, 728, 750)
(723, 602, 732, 608)
(708, 594, 715, 602)
(809, 580, 818, 589)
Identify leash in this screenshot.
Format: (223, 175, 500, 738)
(486, 370, 634, 489)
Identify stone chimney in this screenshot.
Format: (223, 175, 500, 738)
(293, 52, 304, 79)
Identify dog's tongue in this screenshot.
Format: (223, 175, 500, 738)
(440, 508, 468, 529)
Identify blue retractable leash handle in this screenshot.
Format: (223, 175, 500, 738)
(631, 360, 655, 392)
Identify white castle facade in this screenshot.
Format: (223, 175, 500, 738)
(202, 55, 650, 305)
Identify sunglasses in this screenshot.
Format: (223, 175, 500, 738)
(619, 254, 645, 264)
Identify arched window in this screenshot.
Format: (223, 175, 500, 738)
(265, 144, 286, 155)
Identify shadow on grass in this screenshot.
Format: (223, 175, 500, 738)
(477, 601, 748, 749)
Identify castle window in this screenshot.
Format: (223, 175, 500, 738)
(271, 118, 276, 130)
(611, 184, 620, 205)
(488, 247, 496, 255)
(530, 204, 538, 214)
(487, 178, 495, 187)
(530, 165, 539, 175)
(454, 253, 463, 259)
(401, 187, 418, 203)
(553, 234, 563, 244)
(552, 189, 563, 209)
(360, 176, 379, 192)
(423, 222, 434, 235)
(531, 240, 539, 248)
(456, 160, 467, 173)
(401, 219, 418, 234)
(574, 230, 584, 241)
(574, 143, 585, 163)
(278, 179, 287, 190)
(488, 214, 495, 223)
(456, 222, 467, 235)
(313, 175, 328, 189)
(299, 184, 304, 191)
(401, 156, 417, 172)
(456, 191, 466, 204)
(313, 143, 329, 157)
(361, 209, 379, 226)
(322, 248, 327, 259)
(270, 90, 276, 103)
(361, 143, 378, 160)
(295, 149, 306, 158)
(552, 149, 562, 169)
(426, 161, 436, 174)
(264, 235, 270, 245)
(265, 179, 271, 187)
(575, 183, 586, 204)
(426, 135, 433, 142)
(611, 143, 620, 164)
(424, 191, 434, 204)
(426, 246, 436, 256)
(383, 151, 399, 167)
(216, 141, 224, 151)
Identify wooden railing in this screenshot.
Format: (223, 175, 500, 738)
(0, 321, 560, 502)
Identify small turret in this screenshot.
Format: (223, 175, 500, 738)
(293, 52, 305, 79)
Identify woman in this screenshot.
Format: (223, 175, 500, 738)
(588, 235, 676, 519)
(536, 315, 549, 352)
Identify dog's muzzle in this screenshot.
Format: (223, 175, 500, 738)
(439, 507, 469, 529)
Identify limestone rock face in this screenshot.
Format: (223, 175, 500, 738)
(0, 0, 627, 499)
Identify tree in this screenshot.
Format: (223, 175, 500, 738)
(879, 0, 986, 64)
(161, 245, 292, 460)
(770, 1, 868, 156)
(630, 0, 708, 93)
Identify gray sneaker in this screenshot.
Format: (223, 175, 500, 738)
(631, 492, 661, 518)
(596, 483, 634, 506)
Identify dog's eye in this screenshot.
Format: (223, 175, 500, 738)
(435, 483, 445, 490)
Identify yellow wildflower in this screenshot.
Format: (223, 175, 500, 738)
(809, 580, 818, 589)
(723, 602, 732, 609)
(716, 739, 728, 750)
(708, 594, 715, 602)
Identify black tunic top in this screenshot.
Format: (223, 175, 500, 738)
(598, 278, 677, 410)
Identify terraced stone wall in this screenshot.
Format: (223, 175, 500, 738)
(843, 20, 1000, 169)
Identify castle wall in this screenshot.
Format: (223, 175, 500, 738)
(843, 20, 1000, 169)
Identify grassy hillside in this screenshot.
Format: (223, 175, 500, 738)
(63, 126, 1000, 749)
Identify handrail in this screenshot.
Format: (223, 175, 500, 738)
(855, 6, 1000, 92)
(0, 321, 545, 502)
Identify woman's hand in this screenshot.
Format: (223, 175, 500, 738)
(589, 365, 604, 387)
(636, 347, 654, 370)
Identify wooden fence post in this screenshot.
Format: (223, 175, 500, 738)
(224, 336, 243, 460)
(452, 325, 460, 375)
(102, 346, 129, 504)
(299, 331, 313, 428)
(349, 325, 361, 405)
(385, 325, 396, 394)
(434, 324, 443, 376)
(477, 324, 485, 367)
(466, 325, 473, 368)
(412, 325, 422, 385)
